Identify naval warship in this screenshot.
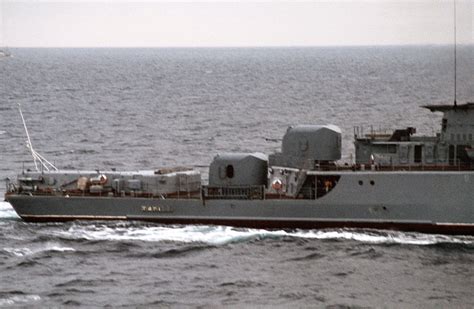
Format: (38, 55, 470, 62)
(4, 103, 474, 235)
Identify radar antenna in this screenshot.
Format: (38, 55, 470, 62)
(18, 103, 58, 172)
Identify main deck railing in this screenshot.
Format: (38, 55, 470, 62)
(201, 185, 265, 200)
(312, 163, 474, 172)
(353, 125, 393, 140)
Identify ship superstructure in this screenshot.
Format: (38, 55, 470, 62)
(355, 104, 474, 167)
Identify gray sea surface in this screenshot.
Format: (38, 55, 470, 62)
(0, 47, 473, 307)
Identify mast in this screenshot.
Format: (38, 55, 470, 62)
(453, 0, 457, 107)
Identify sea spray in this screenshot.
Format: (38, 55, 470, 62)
(48, 222, 474, 246)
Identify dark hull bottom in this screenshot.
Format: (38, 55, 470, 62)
(20, 215, 474, 236)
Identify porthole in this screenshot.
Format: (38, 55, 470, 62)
(358, 180, 363, 186)
(226, 165, 234, 178)
(370, 180, 375, 186)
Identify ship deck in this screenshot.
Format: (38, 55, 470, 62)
(307, 163, 474, 173)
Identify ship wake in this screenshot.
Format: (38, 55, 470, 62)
(50, 222, 474, 247)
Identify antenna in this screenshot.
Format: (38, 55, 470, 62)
(453, 0, 457, 107)
(18, 103, 58, 172)
(18, 103, 38, 171)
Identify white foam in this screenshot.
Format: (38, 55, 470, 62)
(0, 201, 19, 220)
(0, 294, 41, 307)
(54, 224, 287, 246)
(3, 243, 75, 257)
(289, 229, 474, 245)
(52, 224, 474, 246)
(3, 247, 33, 257)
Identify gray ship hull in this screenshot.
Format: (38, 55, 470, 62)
(6, 171, 474, 235)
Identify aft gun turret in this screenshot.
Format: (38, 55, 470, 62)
(269, 125, 342, 169)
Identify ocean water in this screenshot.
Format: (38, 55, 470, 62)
(0, 47, 473, 307)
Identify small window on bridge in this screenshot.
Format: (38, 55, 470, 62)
(414, 145, 422, 163)
(226, 165, 234, 178)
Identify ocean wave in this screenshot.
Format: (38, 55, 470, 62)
(2, 242, 75, 257)
(51, 223, 474, 246)
(290, 229, 474, 246)
(0, 293, 41, 307)
(54, 224, 281, 246)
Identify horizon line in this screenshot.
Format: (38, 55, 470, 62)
(4, 43, 474, 49)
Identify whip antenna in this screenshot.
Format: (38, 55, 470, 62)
(18, 103, 58, 172)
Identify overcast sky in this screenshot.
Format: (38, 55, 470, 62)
(1, 0, 472, 47)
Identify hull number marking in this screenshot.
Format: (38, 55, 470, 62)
(141, 205, 173, 213)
